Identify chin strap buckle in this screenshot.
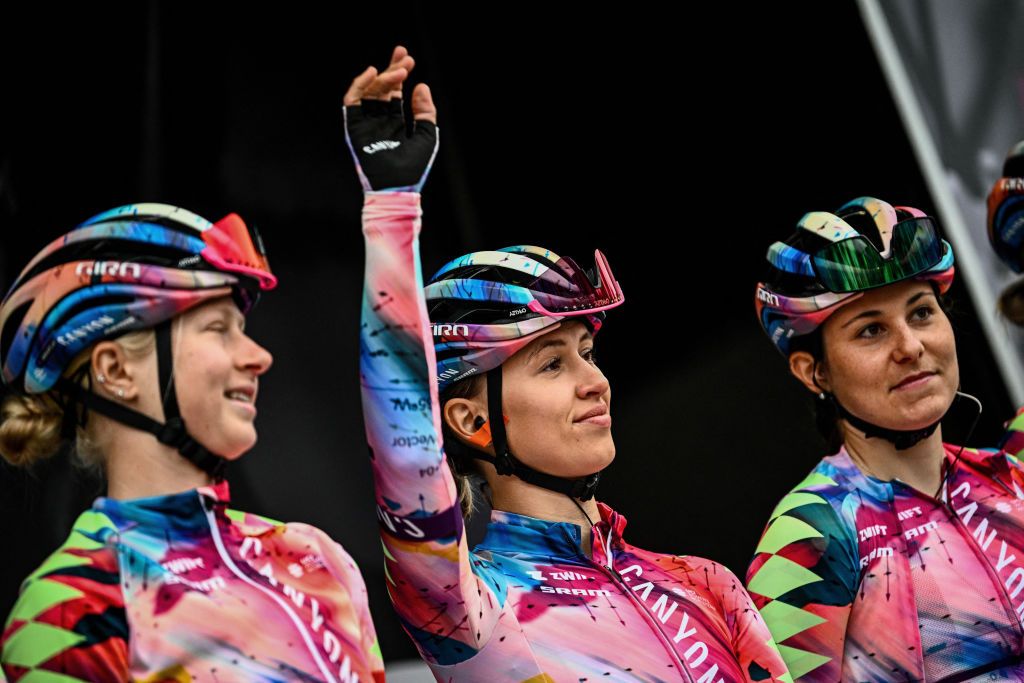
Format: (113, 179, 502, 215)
(571, 472, 602, 501)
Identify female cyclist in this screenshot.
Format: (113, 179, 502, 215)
(348, 46, 790, 682)
(747, 196, 1024, 681)
(0, 205, 383, 682)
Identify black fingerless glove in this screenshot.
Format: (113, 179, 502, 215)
(343, 98, 438, 193)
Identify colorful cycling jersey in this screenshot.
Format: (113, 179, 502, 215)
(1, 481, 383, 683)
(359, 191, 792, 682)
(747, 432, 1024, 682)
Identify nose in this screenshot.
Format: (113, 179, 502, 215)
(576, 360, 610, 399)
(891, 321, 925, 363)
(239, 333, 274, 376)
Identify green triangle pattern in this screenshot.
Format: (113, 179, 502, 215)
(756, 516, 823, 555)
(370, 638, 383, 661)
(1008, 411, 1024, 433)
(225, 508, 282, 527)
(15, 670, 85, 683)
(2, 621, 86, 668)
(71, 510, 116, 537)
(23, 552, 91, 590)
(793, 472, 836, 490)
(776, 643, 832, 680)
(7, 580, 83, 624)
(758, 599, 827, 643)
(769, 492, 827, 521)
(747, 555, 821, 600)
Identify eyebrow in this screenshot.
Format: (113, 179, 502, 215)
(840, 291, 932, 328)
(527, 328, 594, 362)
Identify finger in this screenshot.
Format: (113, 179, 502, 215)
(388, 45, 409, 69)
(343, 66, 378, 106)
(382, 51, 415, 100)
(411, 83, 437, 124)
(363, 67, 408, 101)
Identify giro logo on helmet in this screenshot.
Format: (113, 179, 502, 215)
(757, 288, 780, 307)
(431, 324, 469, 338)
(75, 261, 142, 279)
(362, 140, 401, 155)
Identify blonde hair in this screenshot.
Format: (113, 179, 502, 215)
(440, 374, 489, 517)
(0, 329, 155, 472)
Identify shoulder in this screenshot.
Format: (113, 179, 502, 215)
(3, 510, 127, 679)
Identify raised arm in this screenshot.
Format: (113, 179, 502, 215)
(348, 47, 506, 665)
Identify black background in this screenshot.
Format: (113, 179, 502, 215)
(0, 2, 1014, 664)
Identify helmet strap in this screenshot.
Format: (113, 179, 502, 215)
(823, 392, 941, 451)
(471, 367, 602, 501)
(53, 321, 227, 480)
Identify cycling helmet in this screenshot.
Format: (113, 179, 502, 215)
(987, 140, 1024, 273)
(426, 245, 624, 500)
(756, 196, 955, 356)
(0, 202, 276, 476)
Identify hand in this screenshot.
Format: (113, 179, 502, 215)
(343, 46, 438, 193)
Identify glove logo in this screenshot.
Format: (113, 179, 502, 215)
(362, 140, 402, 155)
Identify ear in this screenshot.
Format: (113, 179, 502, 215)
(443, 397, 492, 454)
(91, 341, 141, 401)
(788, 350, 831, 395)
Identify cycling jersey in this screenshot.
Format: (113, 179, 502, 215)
(359, 191, 791, 682)
(1, 481, 383, 683)
(746, 430, 1024, 682)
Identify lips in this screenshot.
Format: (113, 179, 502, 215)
(225, 384, 258, 405)
(891, 371, 936, 391)
(574, 404, 611, 427)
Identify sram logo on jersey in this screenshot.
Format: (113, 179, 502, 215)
(76, 261, 142, 279)
(527, 569, 611, 597)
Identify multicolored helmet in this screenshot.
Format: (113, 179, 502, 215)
(0, 202, 277, 395)
(988, 140, 1024, 274)
(425, 245, 625, 391)
(756, 196, 955, 356)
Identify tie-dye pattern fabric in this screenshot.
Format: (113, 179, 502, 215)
(747, 440, 1024, 682)
(1, 482, 384, 683)
(360, 191, 791, 682)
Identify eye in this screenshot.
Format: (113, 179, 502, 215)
(542, 356, 562, 372)
(910, 304, 935, 323)
(856, 322, 883, 339)
(206, 320, 229, 333)
(582, 347, 597, 365)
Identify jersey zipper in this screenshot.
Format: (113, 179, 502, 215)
(582, 525, 693, 683)
(202, 493, 340, 683)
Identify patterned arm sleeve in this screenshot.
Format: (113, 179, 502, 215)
(715, 567, 792, 683)
(359, 192, 505, 665)
(745, 490, 858, 682)
(2, 521, 129, 682)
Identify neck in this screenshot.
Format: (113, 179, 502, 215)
(489, 474, 601, 556)
(101, 426, 214, 500)
(842, 421, 947, 496)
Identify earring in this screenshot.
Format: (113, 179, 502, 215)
(96, 374, 106, 384)
(818, 392, 826, 401)
(117, 388, 125, 398)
